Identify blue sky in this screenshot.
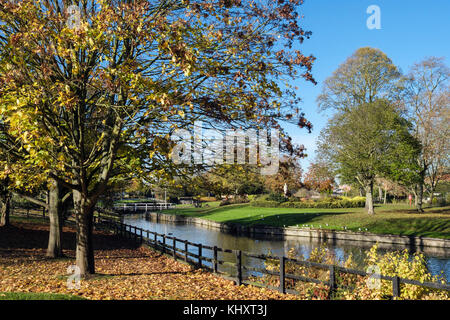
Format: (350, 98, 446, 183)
(285, 0, 450, 170)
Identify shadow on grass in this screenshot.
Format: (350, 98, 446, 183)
(362, 218, 450, 239)
(219, 211, 345, 228)
(379, 207, 450, 215)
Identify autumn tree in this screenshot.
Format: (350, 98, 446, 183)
(376, 176, 408, 204)
(201, 164, 264, 198)
(303, 160, 335, 194)
(264, 155, 302, 195)
(0, 0, 315, 274)
(0, 122, 14, 226)
(404, 57, 450, 210)
(0, 119, 72, 256)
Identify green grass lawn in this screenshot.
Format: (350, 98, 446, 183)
(0, 292, 86, 300)
(164, 203, 450, 239)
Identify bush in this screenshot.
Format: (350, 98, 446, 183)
(199, 196, 217, 202)
(219, 196, 249, 206)
(341, 244, 449, 300)
(252, 196, 366, 209)
(267, 192, 288, 203)
(249, 200, 281, 208)
(260, 244, 449, 300)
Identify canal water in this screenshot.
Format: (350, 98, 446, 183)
(123, 214, 450, 280)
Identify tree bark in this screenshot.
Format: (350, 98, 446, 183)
(365, 181, 375, 215)
(46, 178, 64, 258)
(429, 187, 436, 206)
(0, 176, 11, 227)
(0, 192, 11, 227)
(73, 190, 95, 276)
(415, 183, 424, 212)
(383, 187, 387, 204)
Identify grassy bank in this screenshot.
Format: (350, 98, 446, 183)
(165, 203, 450, 239)
(0, 292, 86, 300)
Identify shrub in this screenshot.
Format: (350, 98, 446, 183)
(199, 196, 217, 202)
(219, 196, 249, 206)
(339, 244, 449, 300)
(249, 200, 281, 208)
(267, 192, 288, 203)
(247, 194, 259, 202)
(259, 244, 449, 300)
(258, 196, 366, 209)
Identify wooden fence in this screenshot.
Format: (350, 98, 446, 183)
(95, 217, 450, 299)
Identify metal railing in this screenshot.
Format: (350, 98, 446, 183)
(113, 202, 176, 213)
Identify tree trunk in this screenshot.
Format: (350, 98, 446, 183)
(0, 192, 11, 227)
(383, 187, 387, 204)
(429, 187, 436, 206)
(46, 178, 64, 258)
(378, 186, 382, 202)
(365, 181, 375, 215)
(415, 183, 424, 212)
(73, 190, 95, 276)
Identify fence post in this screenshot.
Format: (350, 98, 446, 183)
(173, 238, 177, 259)
(392, 276, 401, 299)
(154, 232, 157, 246)
(185, 241, 188, 262)
(235, 250, 242, 286)
(213, 246, 218, 273)
(198, 244, 202, 268)
(329, 265, 337, 298)
(279, 256, 285, 294)
(162, 235, 166, 253)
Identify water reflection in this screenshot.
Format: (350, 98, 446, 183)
(123, 214, 450, 280)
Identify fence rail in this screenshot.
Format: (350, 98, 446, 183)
(95, 216, 450, 299)
(113, 202, 176, 213)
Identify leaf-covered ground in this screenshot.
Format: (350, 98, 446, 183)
(0, 220, 299, 300)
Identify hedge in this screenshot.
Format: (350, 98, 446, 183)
(250, 197, 366, 209)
